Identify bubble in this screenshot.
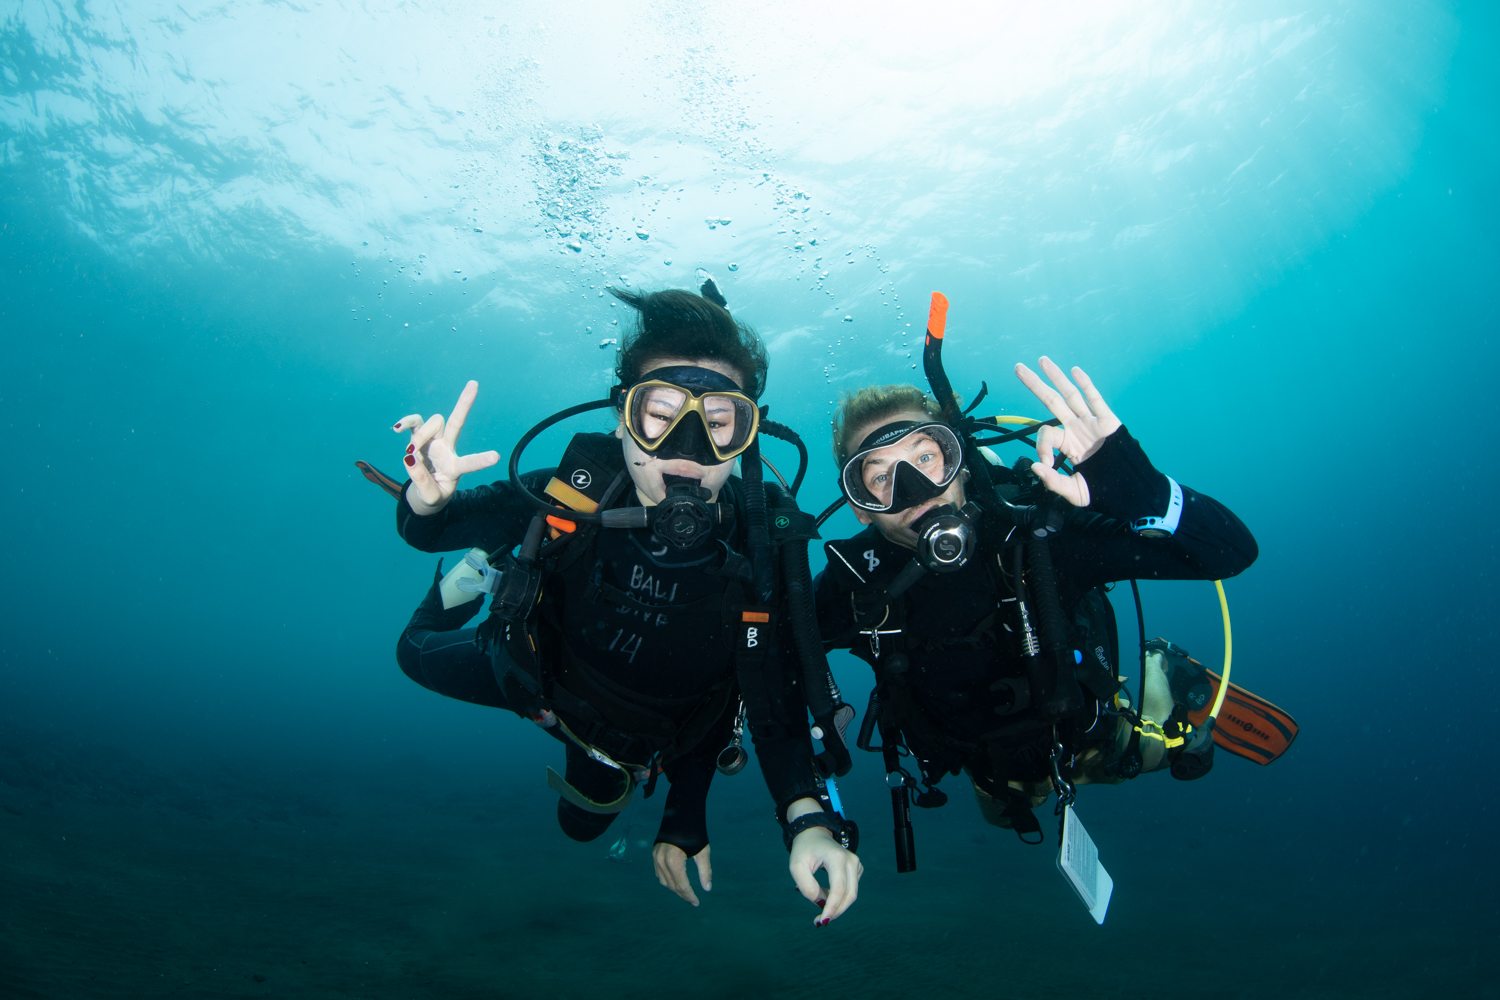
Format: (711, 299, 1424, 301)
(567, 242, 583, 252)
(843, 315, 853, 322)
(663, 259, 673, 266)
(727, 263, 739, 271)
(636, 230, 650, 240)
(599, 338, 618, 348)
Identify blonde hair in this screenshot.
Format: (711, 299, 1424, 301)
(830, 384, 947, 465)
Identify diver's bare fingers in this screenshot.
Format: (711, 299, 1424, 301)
(790, 860, 824, 909)
(1071, 367, 1121, 433)
(652, 845, 675, 890)
(1038, 357, 1092, 421)
(393, 414, 423, 433)
(1014, 363, 1076, 427)
(654, 844, 699, 906)
(1035, 424, 1065, 469)
(444, 381, 480, 445)
(693, 845, 712, 893)
(1030, 461, 1090, 507)
(405, 455, 443, 507)
(819, 866, 849, 923)
(454, 451, 500, 476)
(671, 861, 700, 907)
(410, 414, 444, 456)
(821, 854, 863, 922)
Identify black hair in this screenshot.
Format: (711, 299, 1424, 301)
(610, 287, 769, 399)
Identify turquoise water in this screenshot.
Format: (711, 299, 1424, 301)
(2, 2, 1496, 997)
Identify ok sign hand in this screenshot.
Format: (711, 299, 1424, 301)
(391, 380, 500, 513)
(1013, 357, 1122, 508)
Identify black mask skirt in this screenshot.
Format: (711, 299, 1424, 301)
(840, 420, 964, 514)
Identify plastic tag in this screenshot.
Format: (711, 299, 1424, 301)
(439, 548, 490, 609)
(1056, 805, 1113, 925)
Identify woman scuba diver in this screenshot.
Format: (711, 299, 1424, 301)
(387, 282, 862, 924)
(816, 340, 1259, 865)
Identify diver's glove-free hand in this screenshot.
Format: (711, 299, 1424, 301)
(788, 826, 863, 927)
(653, 842, 712, 908)
(393, 380, 501, 511)
(1013, 358, 1121, 507)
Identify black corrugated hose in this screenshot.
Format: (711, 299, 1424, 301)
(1026, 534, 1085, 719)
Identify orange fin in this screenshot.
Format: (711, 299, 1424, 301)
(355, 460, 404, 499)
(1188, 671, 1299, 765)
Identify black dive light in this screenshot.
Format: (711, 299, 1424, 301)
(884, 743, 917, 874)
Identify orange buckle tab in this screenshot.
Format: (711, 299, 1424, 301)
(741, 611, 770, 623)
(546, 514, 578, 533)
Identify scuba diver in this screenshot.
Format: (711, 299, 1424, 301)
(377, 281, 862, 925)
(814, 293, 1262, 871)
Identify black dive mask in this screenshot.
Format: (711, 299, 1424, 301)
(839, 420, 964, 515)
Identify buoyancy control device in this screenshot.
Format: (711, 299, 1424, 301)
(818, 291, 1299, 872)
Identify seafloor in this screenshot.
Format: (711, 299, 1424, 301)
(0, 724, 1484, 1000)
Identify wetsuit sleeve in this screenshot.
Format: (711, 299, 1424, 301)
(395, 567, 512, 710)
(745, 617, 825, 823)
(1053, 426, 1258, 604)
(655, 726, 725, 858)
(395, 471, 552, 553)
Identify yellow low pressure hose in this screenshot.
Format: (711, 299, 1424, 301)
(1208, 580, 1233, 724)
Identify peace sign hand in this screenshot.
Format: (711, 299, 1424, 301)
(391, 380, 500, 513)
(1013, 357, 1122, 508)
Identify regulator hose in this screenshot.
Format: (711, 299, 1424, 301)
(781, 532, 853, 777)
(739, 437, 775, 604)
(507, 398, 616, 523)
(759, 419, 809, 498)
(1023, 535, 1085, 720)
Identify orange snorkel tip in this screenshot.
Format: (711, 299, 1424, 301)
(926, 291, 949, 345)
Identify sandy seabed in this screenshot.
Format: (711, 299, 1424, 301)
(0, 728, 1488, 1000)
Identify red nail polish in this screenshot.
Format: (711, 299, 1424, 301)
(406, 444, 414, 454)
(815, 899, 826, 909)
(404, 455, 415, 467)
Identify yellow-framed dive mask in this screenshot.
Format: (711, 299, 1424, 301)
(615, 366, 760, 465)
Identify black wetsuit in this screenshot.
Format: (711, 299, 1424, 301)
(815, 427, 1258, 790)
(395, 464, 820, 856)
